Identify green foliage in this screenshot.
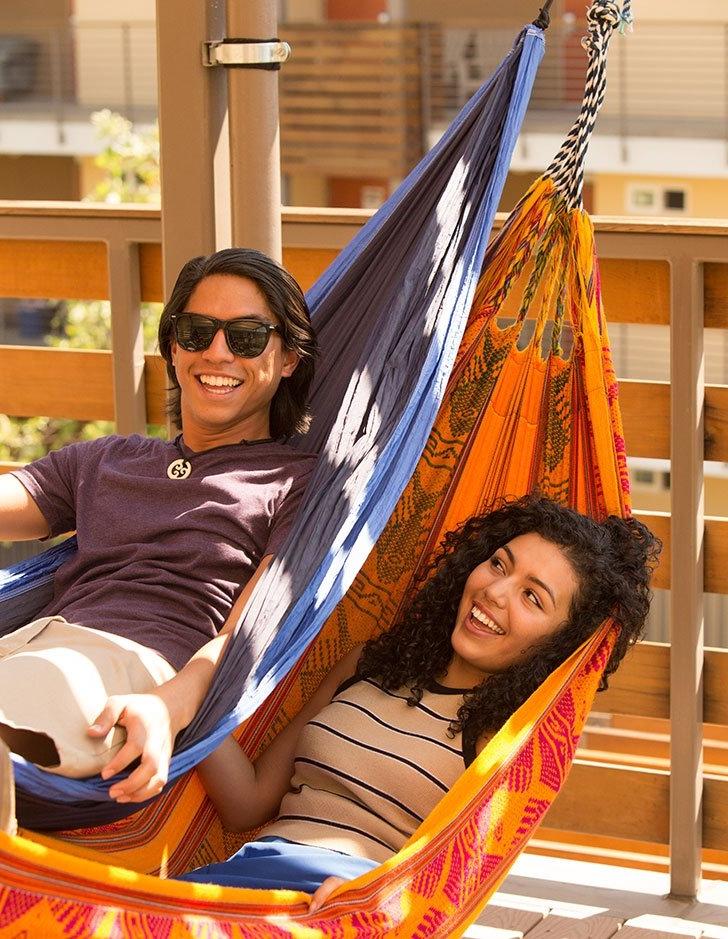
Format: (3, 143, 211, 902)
(85, 109, 160, 205)
(47, 300, 162, 353)
(0, 415, 116, 464)
(3, 110, 164, 464)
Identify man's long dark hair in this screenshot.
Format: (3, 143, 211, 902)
(356, 496, 661, 744)
(158, 248, 317, 438)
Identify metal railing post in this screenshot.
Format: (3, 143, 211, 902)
(121, 22, 135, 124)
(724, 23, 728, 166)
(225, 1, 283, 261)
(50, 26, 66, 146)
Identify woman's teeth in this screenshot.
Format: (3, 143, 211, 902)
(470, 606, 505, 635)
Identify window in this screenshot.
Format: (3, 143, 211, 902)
(630, 188, 657, 210)
(664, 189, 686, 211)
(627, 183, 688, 215)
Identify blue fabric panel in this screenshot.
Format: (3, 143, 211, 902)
(6, 25, 544, 827)
(176, 836, 378, 892)
(0, 537, 77, 634)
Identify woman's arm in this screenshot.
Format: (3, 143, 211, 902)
(194, 644, 364, 831)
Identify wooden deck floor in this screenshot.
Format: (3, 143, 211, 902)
(465, 855, 728, 938)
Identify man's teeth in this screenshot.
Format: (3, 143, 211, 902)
(199, 375, 242, 388)
(470, 606, 505, 634)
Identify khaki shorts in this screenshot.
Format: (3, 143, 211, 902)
(0, 616, 176, 779)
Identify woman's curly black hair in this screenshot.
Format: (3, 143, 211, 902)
(355, 495, 661, 744)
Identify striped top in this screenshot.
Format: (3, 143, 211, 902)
(262, 676, 473, 862)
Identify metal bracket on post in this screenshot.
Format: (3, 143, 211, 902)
(202, 38, 291, 69)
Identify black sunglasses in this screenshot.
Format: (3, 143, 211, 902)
(171, 313, 282, 358)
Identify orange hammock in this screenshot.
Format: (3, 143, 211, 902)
(1, 171, 631, 935)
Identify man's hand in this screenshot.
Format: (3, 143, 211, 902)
(309, 876, 347, 914)
(89, 693, 177, 803)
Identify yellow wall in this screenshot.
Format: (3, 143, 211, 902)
(593, 174, 728, 219)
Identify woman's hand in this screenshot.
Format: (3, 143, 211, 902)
(309, 876, 347, 914)
(89, 692, 177, 802)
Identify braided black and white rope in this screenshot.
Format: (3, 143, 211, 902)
(546, 0, 632, 209)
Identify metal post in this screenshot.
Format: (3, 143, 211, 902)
(225, 1, 283, 260)
(724, 24, 728, 166)
(51, 26, 66, 147)
(669, 254, 704, 899)
(155, 0, 230, 298)
(121, 22, 135, 124)
(618, 32, 628, 164)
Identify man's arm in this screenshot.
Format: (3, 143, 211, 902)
(189, 645, 363, 829)
(90, 554, 274, 802)
(0, 474, 50, 541)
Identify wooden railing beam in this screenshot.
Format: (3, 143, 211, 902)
(107, 237, 146, 435)
(669, 252, 704, 899)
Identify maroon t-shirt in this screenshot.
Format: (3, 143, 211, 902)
(13, 434, 316, 669)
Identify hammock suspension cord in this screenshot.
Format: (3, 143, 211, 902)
(532, 0, 556, 30)
(547, 0, 632, 209)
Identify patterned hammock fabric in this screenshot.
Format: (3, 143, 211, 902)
(1, 170, 631, 935)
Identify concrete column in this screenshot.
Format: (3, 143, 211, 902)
(225, 1, 283, 260)
(155, 0, 230, 297)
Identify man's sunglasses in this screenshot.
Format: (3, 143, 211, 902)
(171, 313, 281, 358)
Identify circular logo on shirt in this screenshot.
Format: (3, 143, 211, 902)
(167, 458, 192, 480)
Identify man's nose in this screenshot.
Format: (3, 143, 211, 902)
(203, 326, 234, 361)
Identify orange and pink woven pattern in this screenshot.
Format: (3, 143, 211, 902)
(1, 175, 632, 936)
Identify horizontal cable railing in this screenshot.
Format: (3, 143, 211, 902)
(1, 19, 726, 164)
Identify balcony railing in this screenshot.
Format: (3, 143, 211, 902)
(2, 19, 727, 173)
(0, 203, 726, 888)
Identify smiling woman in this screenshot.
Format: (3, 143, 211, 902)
(176, 495, 660, 906)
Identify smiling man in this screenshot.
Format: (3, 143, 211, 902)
(0, 248, 318, 800)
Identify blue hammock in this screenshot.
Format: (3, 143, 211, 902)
(0, 25, 544, 828)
